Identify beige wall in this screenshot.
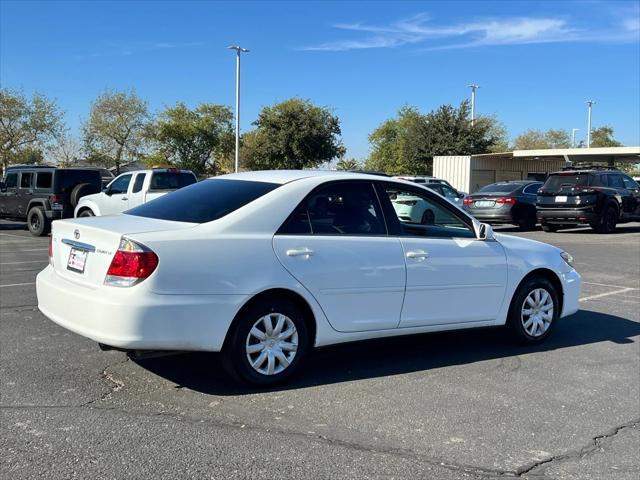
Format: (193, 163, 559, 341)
(432, 156, 471, 192)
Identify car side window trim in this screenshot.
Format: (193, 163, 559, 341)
(376, 180, 477, 239)
(276, 180, 388, 237)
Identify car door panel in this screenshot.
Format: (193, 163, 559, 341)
(400, 237, 507, 327)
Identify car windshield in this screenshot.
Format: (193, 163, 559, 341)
(477, 183, 521, 193)
(149, 171, 197, 190)
(542, 173, 592, 191)
(126, 178, 280, 223)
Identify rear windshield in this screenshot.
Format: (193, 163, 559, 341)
(126, 179, 280, 223)
(477, 183, 521, 193)
(542, 173, 592, 191)
(149, 171, 197, 190)
(53, 170, 102, 194)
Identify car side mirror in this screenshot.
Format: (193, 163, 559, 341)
(477, 222, 495, 241)
(458, 192, 465, 198)
(104, 188, 112, 196)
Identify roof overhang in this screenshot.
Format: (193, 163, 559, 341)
(471, 147, 640, 164)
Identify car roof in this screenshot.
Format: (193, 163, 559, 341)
(216, 170, 398, 185)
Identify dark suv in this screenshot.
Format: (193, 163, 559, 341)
(537, 167, 640, 233)
(0, 165, 102, 236)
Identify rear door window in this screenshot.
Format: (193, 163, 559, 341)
(19, 172, 33, 188)
(622, 176, 639, 189)
(523, 183, 542, 195)
(127, 179, 280, 223)
(132, 173, 146, 193)
(608, 174, 625, 189)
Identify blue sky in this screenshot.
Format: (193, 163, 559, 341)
(1, 0, 639, 159)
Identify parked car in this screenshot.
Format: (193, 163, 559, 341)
(0, 165, 102, 236)
(37, 171, 580, 386)
(394, 175, 463, 192)
(463, 180, 543, 230)
(74, 168, 197, 217)
(537, 167, 640, 233)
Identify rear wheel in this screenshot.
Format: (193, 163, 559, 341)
(517, 210, 537, 231)
(592, 204, 617, 233)
(507, 276, 559, 344)
(222, 298, 310, 386)
(27, 207, 50, 237)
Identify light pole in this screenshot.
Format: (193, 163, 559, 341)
(468, 84, 480, 126)
(586, 100, 595, 148)
(228, 45, 249, 172)
(571, 128, 579, 148)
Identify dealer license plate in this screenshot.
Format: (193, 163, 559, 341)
(555, 196, 568, 203)
(67, 248, 88, 273)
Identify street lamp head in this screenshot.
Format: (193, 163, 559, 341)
(468, 84, 480, 89)
(227, 45, 250, 53)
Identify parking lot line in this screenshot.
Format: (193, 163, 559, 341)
(583, 281, 639, 289)
(0, 233, 38, 240)
(0, 282, 36, 288)
(0, 260, 46, 265)
(579, 287, 638, 302)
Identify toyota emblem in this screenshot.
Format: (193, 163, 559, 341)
(74, 229, 80, 239)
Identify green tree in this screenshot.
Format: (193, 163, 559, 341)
(336, 157, 361, 171)
(7, 146, 45, 165)
(242, 98, 343, 170)
(365, 102, 499, 175)
(145, 103, 234, 176)
(512, 129, 571, 150)
(0, 88, 63, 171)
(50, 134, 81, 167)
(83, 89, 149, 174)
(475, 115, 509, 153)
(590, 126, 622, 147)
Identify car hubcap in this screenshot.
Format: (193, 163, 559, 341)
(31, 216, 39, 230)
(521, 288, 554, 337)
(246, 313, 298, 376)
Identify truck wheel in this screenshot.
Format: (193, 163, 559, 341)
(592, 204, 617, 234)
(27, 207, 50, 237)
(70, 183, 99, 208)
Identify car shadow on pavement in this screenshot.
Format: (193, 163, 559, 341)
(132, 309, 640, 396)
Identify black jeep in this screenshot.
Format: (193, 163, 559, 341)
(0, 165, 102, 236)
(536, 166, 640, 233)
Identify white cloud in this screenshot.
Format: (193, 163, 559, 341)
(301, 13, 637, 52)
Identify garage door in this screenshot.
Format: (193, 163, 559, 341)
(470, 170, 495, 193)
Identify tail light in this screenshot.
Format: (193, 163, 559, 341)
(463, 198, 473, 206)
(49, 194, 62, 203)
(105, 238, 158, 287)
(48, 236, 53, 266)
(495, 197, 517, 205)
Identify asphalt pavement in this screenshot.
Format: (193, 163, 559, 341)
(1, 220, 638, 479)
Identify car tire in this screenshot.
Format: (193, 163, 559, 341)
(27, 207, 50, 237)
(78, 209, 95, 218)
(222, 298, 310, 386)
(541, 224, 558, 232)
(517, 210, 537, 231)
(70, 183, 100, 208)
(592, 203, 617, 234)
(507, 276, 560, 344)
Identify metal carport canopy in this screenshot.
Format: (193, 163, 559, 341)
(511, 146, 640, 165)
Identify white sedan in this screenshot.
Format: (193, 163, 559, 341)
(37, 171, 581, 386)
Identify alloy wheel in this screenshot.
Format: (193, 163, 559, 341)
(245, 313, 298, 375)
(521, 288, 554, 337)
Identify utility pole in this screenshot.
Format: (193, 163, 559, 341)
(586, 100, 595, 148)
(571, 128, 579, 148)
(468, 84, 480, 126)
(228, 45, 249, 172)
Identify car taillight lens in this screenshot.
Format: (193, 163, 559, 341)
(463, 198, 473, 206)
(104, 238, 158, 287)
(48, 236, 53, 266)
(495, 197, 517, 204)
(49, 194, 62, 203)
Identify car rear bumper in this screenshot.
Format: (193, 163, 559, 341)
(559, 269, 581, 318)
(36, 266, 247, 352)
(465, 210, 514, 224)
(537, 207, 598, 224)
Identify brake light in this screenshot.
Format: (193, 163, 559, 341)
(105, 238, 158, 287)
(463, 198, 473, 206)
(495, 197, 517, 204)
(48, 236, 53, 266)
(49, 194, 62, 203)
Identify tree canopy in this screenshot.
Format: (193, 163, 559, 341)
(365, 101, 501, 175)
(242, 98, 343, 170)
(335, 157, 362, 171)
(145, 103, 234, 176)
(83, 89, 149, 174)
(512, 129, 572, 150)
(590, 126, 623, 148)
(0, 88, 63, 170)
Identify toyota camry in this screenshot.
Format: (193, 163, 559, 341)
(37, 171, 581, 386)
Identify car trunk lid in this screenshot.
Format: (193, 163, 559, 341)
(50, 214, 195, 288)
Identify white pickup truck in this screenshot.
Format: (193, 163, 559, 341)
(74, 168, 197, 217)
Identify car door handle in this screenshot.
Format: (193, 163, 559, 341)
(286, 248, 314, 257)
(121, 197, 128, 201)
(406, 250, 429, 259)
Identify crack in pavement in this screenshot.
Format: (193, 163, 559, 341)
(79, 356, 129, 407)
(514, 419, 640, 478)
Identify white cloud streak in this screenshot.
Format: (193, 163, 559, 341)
(301, 13, 638, 52)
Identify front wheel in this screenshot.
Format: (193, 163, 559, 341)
(507, 277, 560, 344)
(78, 209, 95, 218)
(222, 299, 310, 386)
